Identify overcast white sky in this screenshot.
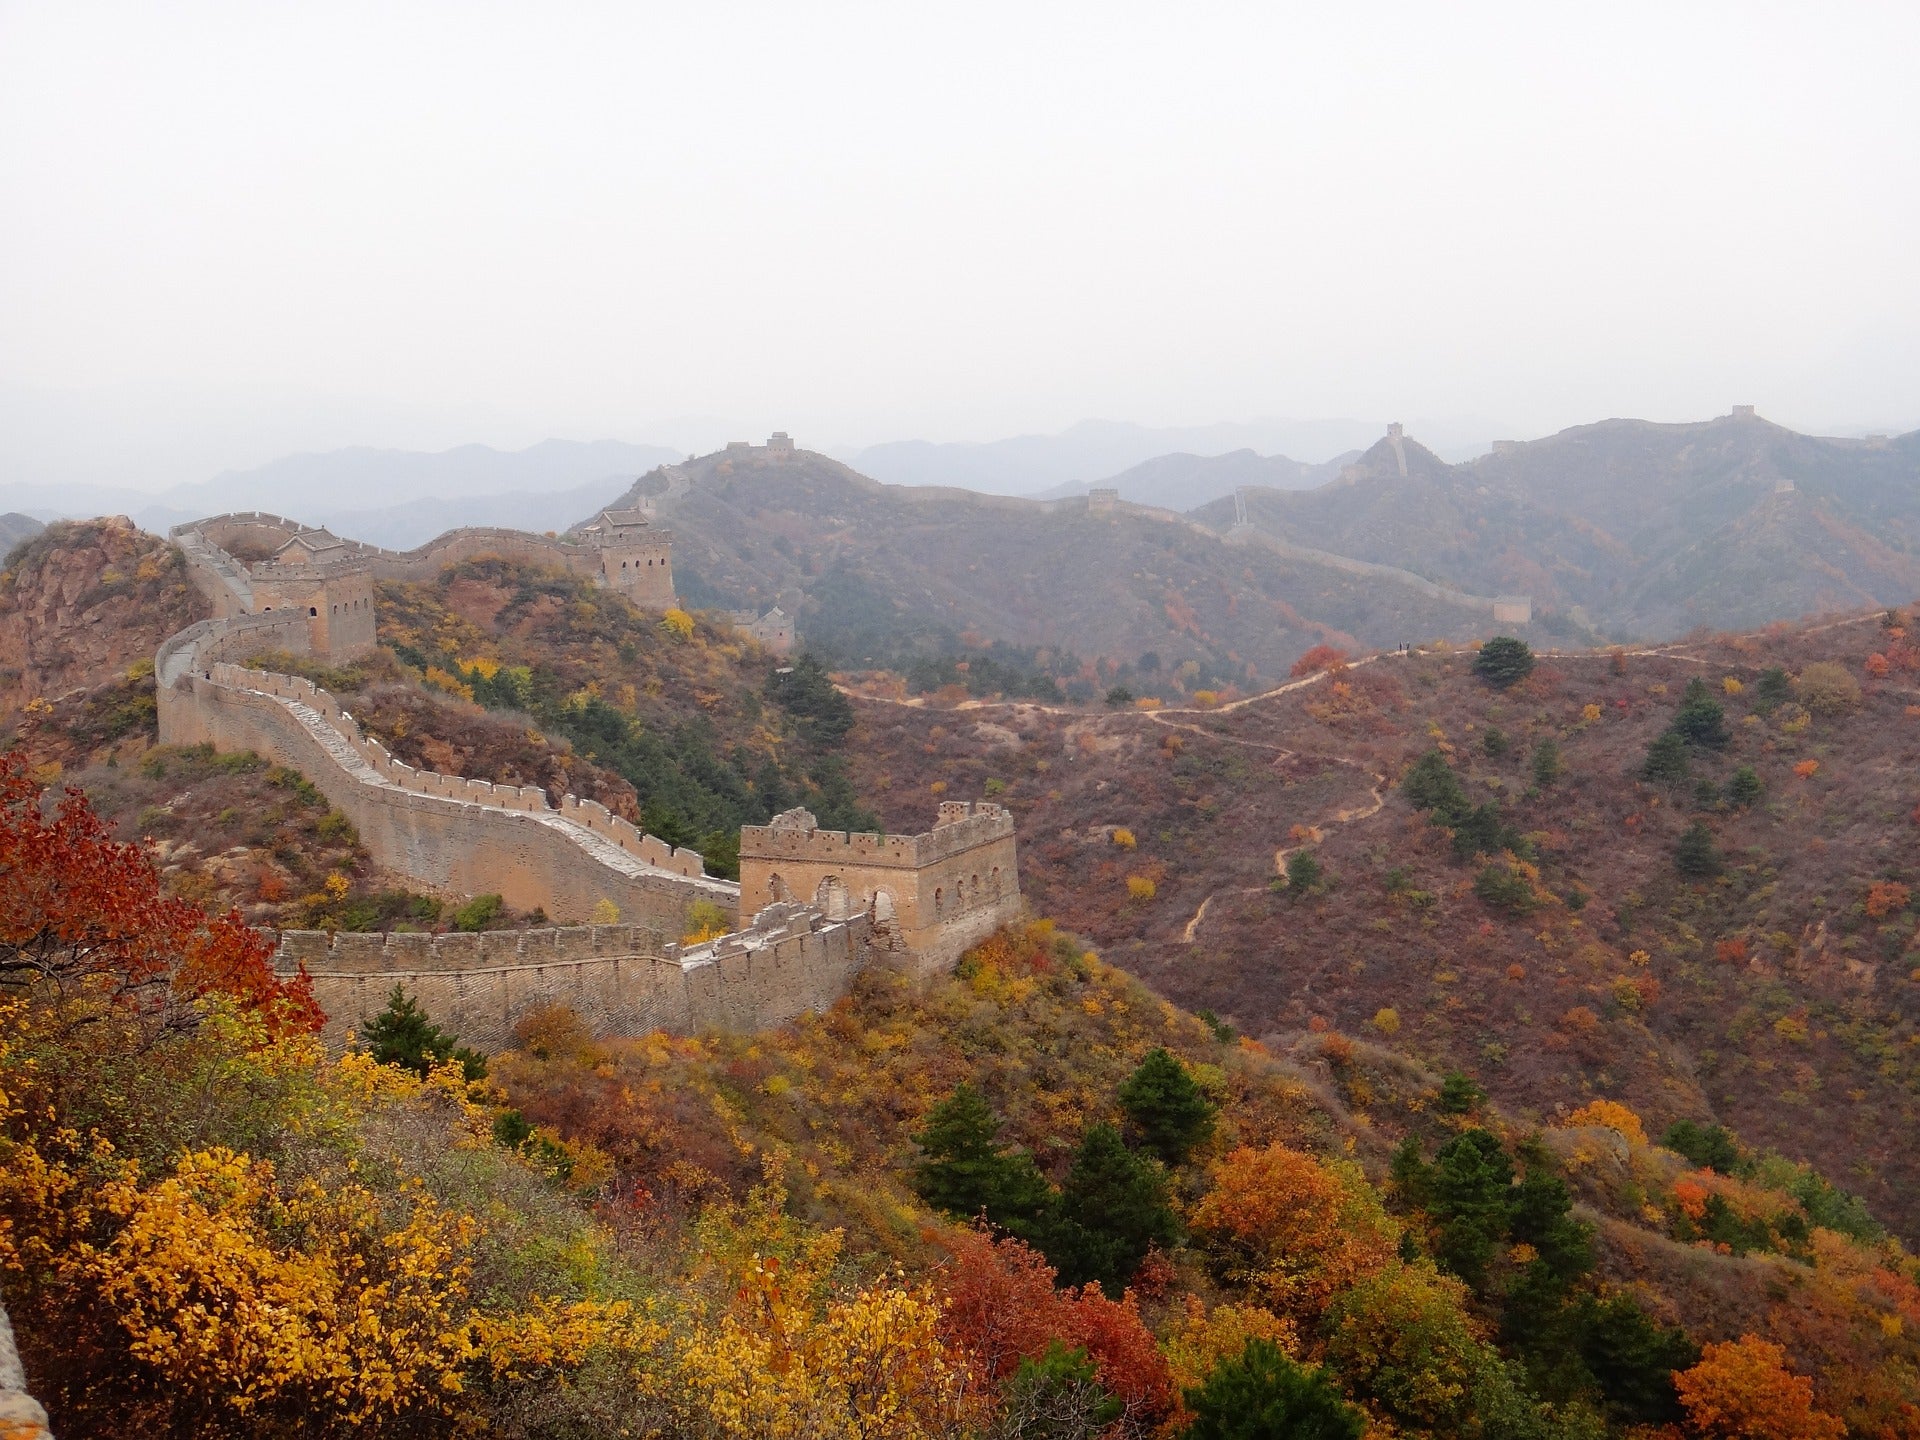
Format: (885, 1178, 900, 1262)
(3, 1, 1917, 490)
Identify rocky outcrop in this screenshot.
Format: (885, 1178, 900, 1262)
(0, 518, 204, 720)
(0, 1296, 51, 1440)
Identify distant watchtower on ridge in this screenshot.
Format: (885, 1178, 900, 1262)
(582, 507, 676, 610)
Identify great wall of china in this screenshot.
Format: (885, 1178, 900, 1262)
(155, 501, 1020, 1047)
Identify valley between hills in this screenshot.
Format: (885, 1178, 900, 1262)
(7, 417, 1920, 1437)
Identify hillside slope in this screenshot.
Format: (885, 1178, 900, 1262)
(600, 445, 1553, 689)
(840, 612, 1920, 1242)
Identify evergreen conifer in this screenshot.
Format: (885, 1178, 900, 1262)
(1117, 1047, 1217, 1165)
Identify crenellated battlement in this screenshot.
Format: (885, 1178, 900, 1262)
(170, 508, 677, 667)
(738, 802, 1020, 976)
(276, 901, 875, 1049)
(156, 506, 1019, 1047)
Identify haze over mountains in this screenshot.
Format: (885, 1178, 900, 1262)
(0, 438, 684, 547)
(844, 415, 1503, 496)
(1198, 410, 1920, 638)
(10, 406, 1920, 656)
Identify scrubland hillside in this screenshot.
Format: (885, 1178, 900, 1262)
(7, 514, 1920, 1435)
(841, 611, 1920, 1248)
(7, 767, 1917, 1437)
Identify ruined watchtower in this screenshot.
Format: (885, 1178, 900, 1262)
(584, 507, 676, 610)
(738, 801, 1021, 976)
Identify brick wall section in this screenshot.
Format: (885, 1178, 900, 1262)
(176, 514, 679, 614)
(158, 636, 734, 930)
(738, 801, 1021, 976)
(157, 510, 1026, 1047)
(278, 904, 873, 1050)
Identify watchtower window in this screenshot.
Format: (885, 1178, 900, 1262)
(934, 886, 944, 918)
(309, 606, 318, 616)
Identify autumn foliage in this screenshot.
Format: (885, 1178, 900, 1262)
(937, 1228, 1172, 1426)
(1290, 644, 1351, 678)
(1675, 1337, 1845, 1440)
(1190, 1142, 1400, 1318)
(0, 747, 319, 1034)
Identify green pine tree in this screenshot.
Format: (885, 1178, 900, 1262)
(1284, 849, 1325, 898)
(1754, 666, 1792, 712)
(1672, 678, 1731, 748)
(1402, 749, 1468, 819)
(1427, 1129, 1515, 1286)
(1577, 1294, 1699, 1424)
(1474, 636, 1536, 689)
(1661, 1119, 1741, 1174)
(1436, 1071, 1485, 1115)
(364, 985, 487, 1081)
(1675, 820, 1720, 877)
(766, 652, 854, 744)
(1183, 1338, 1366, 1440)
(1531, 738, 1564, 787)
(1117, 1047, 1217, 1165)
(1043, 1123, 1180, 1294)
(1640, 731, 1690, 786)
(911, 1084, 1054, 1234)
(1728, 765, 1764, 807)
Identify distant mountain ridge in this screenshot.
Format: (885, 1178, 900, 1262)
(1036, 447, 1363, 511)
(591, 442, 1568, 687)
(846, 417, 1498, 496)
(1199, 411, 1920, 639)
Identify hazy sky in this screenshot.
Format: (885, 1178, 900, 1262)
(3, 2, 1917, 490)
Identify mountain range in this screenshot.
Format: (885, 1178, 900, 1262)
(845, 415, 1499, 496)
(1195, 411, 1920, 639)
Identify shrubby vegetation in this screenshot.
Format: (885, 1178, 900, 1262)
(369, 561, 881, 875)
(7, 739, 1918, 1436)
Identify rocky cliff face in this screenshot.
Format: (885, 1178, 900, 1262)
(0, 518, 203, 727)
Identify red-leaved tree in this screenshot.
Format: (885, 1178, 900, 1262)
(0, 748, 320, 1035)
(938, 1228, 1172, 1428)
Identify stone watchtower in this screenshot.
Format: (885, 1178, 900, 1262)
(251, 530, 378, 660)
(585, 507, 677, 610)
(737, 801, 1021, 976)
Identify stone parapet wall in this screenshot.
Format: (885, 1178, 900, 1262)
(279, 905, 873, 1050)
(193, 663, 705, 880)
(738, 803, 1013, 871)
(738, 802, 1020, 977)
(1221, 523, 1527, 618)
(157, 613, 734, 931)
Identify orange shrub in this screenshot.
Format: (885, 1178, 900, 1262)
(1559, 1006, 1601, 1036)
(1865, 881, 1910, 919)
(1674, 1336, 1844, 1440)
(1563, 1098, 1648, 1144)
(1793, 760, 1819, 780)
(1290, 645, 1350, 678)
(1189, 1143, 1399, 1318)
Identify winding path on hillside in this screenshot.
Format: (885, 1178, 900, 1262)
(846, 610, 1898, 948)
